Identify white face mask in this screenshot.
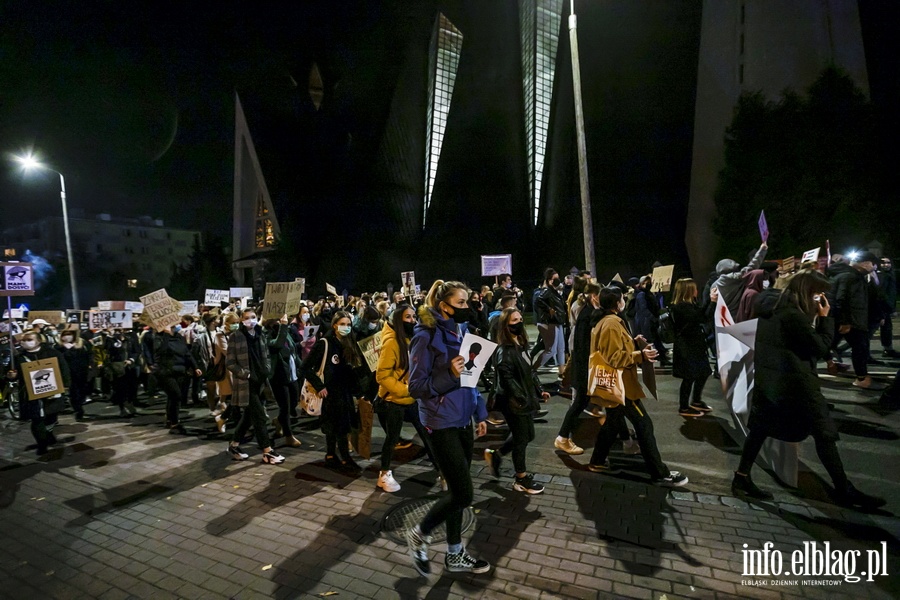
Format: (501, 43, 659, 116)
(21, 340, 39, 351)
(63, 342, 74, 349)
(762, 280, 770, 289)
(301, 313, 310, 323)
(243, 318, 258, 329)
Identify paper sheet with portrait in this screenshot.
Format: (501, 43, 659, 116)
(458, 332, 497, 388)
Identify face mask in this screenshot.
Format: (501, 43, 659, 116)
(368, 321, 378, 330)
(551, 279, 560, 288)
(301, 313, 310, 323)
(243, 318, 258, 329)
(337, 325, 351, 337)
(21, 340, 39, 351)
(229, 323, 239, 332)
(173, 325, 183, 334)
(61, 337, 75, 344)
(63, 342, 74, 349)
(446, 305, 472, 324)
(762, 280, 770, 289)
(402, 322, 415, 338)
(509, 322, 524, 336)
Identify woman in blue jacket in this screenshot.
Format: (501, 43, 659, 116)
(405, 280, 490, 576)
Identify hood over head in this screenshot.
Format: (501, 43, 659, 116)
(716, 259, 740, 275)
(743, 269, 768, 292)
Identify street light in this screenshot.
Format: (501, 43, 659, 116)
(13, 153, 80, 309)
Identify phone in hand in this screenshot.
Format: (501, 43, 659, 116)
(814, 295, 827, 308)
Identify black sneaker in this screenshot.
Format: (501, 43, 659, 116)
(227, 445, 249, 461)
(341, 458, 361, 472)
(484, 449, 502, 478)
(731, 472, 773, 500)
(689, 401, 713, 413)
(679, 406, 705, 418)
(445, 549, 490, 573)
(262, 450, 285, 465)
(513, 473, 545, 495)
(406, 526, 432, 576)
(653, 471, 689, 487)
(531, 409, 549, 419)
(833, 483, 886, 510)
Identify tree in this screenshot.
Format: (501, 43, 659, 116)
(713, 67, 885, 261)
(167, 233, 234, 301)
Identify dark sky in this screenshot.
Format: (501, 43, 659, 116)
(1, 1, 896, 286)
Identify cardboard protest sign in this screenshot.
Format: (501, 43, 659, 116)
(758, 210, 768, 242)
(325, 283, 337, 296)
(458, 332, 497, 388)
(481, 254, 512, 277)
(178, 301, 199, 316)
(801, 247, 820, 263)
(21, 357, 65, 400)
(1, 262, 35, 296)
(611, 273, 623, 284)
(714, 294, 798, 486)
(3, 308, 24, 319)
(780, 256, 795, 276)
(357, 330, 383, 372)
(230, 287, 252, 299)
(29, 311, 65, 325)
(205, 289, 230, 305)
(97, 301, 113, 310)
(294, 278, 306, 298)
(88, 311, 133, 331)
(262, 281, 304, 320)
(140, 289, 182, 330)
(400, 272, 416, 296)
(650, 265, 675, 293)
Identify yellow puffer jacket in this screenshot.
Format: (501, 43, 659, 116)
(376, 321, 415, 405)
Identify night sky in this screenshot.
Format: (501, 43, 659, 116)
(1, 1, 897, 288)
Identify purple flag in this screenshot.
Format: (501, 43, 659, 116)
(758, 210, 769, 242)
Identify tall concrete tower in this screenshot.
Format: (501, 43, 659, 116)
(686, 0, 868, 275)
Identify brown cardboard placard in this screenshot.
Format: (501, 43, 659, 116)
(21, 357, 66, 400)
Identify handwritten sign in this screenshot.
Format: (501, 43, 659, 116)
(140, 289, 182, 330)
(88, 311, 133, 332)
(357, 331, 383, 372)
(480, 254, 512, 277)
(205, 289, 230, 305)
(230, 287, 252, 299)
(326, 283, 337, 296)
(651, 265, 675, 293)
(178, 301, 199, 316)
(262, 281, 304, 320)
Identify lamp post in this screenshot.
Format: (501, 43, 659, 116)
(14, 154, 80, 309)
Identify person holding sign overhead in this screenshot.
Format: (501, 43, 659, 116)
(7, 331, 71, 455)
(405, 280, 490, 576)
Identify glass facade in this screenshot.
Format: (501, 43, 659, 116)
(254, 192, 275, 249)
(520, 0, 562, 226)
(424, 13, 463, 228)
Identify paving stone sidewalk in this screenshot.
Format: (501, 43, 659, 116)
(0, 379, 898, 600)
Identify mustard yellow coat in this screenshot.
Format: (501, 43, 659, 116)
(591, 313, 647, 401)
(376, 322, 415, 405)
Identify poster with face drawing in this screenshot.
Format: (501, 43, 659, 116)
(458, 332, 497, 388)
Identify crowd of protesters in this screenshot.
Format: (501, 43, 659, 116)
(1, 249, 896, 574)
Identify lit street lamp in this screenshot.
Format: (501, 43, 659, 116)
(14, 154, 80, 309)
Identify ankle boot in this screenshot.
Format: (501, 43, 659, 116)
(731, 472, 773, 500)
(833, 483, 886, 510)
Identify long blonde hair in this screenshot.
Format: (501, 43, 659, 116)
(672, 278, 698, 305)
(424, 279, 469, 310)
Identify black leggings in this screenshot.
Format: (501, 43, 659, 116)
(678, 372, 710, 410)
(377, 402, 434, 470)
(591, 399, 668, 479)
(271, 379, 297, 440)
(158, 374, 187, 425)
(232, 380, 271, 450)
(420, 425, 474, 546)
(326, 433, 351, 460)
(737, 428, 848, 491)
(498, 409, 534, 474)
(558, 388, 590, 439)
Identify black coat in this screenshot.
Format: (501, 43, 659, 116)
(570, 304, 597, 396)
(828, 262, 868, 331)
(748, 290, 837, 442)
(671, 302, 712, 380)
(153, 332, 198, 377)
(535, 287, 566, 325)
(12, 344, 71, 420)
(494, 343, 542, 413)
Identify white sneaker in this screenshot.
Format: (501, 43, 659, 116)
(377, 470, 401, 493)
(554, 436, 584, 455)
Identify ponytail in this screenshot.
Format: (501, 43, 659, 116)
(425, 279, 469, 310)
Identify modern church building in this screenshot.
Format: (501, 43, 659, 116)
(231, 0, 874, 291)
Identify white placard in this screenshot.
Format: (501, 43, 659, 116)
(89, 310, 133, 331)
(178, 301, 199, 316)
(205, 289, 230, 305)
(325, 283, 337, 296)
(480, 254, 512, 277)
(0, 262, 35, 296)
(458, 332, 498, 388)
(230, 287, 252, 299)
(801, 247, 820, 263)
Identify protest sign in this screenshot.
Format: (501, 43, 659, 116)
(611, 273, 623, 284)
(1, 262, 34, 296)
(650, 265, 675, 293)
(230, 287, 252, 299)
(261, 281, 304, 320)
(89, 310, 133, 331)
(326, 283, 337, 296)
(758, 210, 768, 242)
(21, 357, 66, 400)
(205, 289, 230, 305)
(801, 247, 820, 263)
(294, 278, 306, 298)
(400, 272, 416, 296)
(125, 301, 143, 312)
(357, 330, 383, 372)
(780, 256, 795, 276)
(97, 301, 112, 310)
(300, 325, 319, 343)
(140, 289, 181, 330)
(458, 332, 497, 388)
(480, 254, 512, 277)
(178, 301, 199, 316)
(3, 308, 24, 319)
(28, 311, 65, 325)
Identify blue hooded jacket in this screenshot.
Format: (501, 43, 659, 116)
(409, 306, 488, 430)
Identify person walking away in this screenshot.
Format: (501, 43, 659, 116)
(731, 272, 885, 509)
(104, 328, 140, 418)
(152, 324, 201, 434)
(214, 313, 239, 433)
(671, 279, 714, 418)
(7, 331, 71, 455)
(56, 327, 93, 421)
(300, 311, 363, 470)
(586, 287, 689, 487)
(484, 307, 548, 494)
(713, 242, 769, 317)
(264, 316, 302, 448)
(375, 304, 435, 492)
(533, 268, 567, 390)
(225, 308, 284, 464)
(405, 280, 490, 575)
(828, 252, 877, 388)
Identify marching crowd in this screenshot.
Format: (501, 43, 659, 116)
(1, 247, 896, 575)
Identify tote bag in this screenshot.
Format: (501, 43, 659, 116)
(587, 350, 625, 407)
(300, 339, 328, 416)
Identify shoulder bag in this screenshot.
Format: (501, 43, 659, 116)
(587, 350, 625, 408)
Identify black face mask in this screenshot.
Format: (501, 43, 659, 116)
(508, 322, 524, 336)
(551, 279, 560, 288)
(402, 322, 415, 338)
(446, 305, 472, 324)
